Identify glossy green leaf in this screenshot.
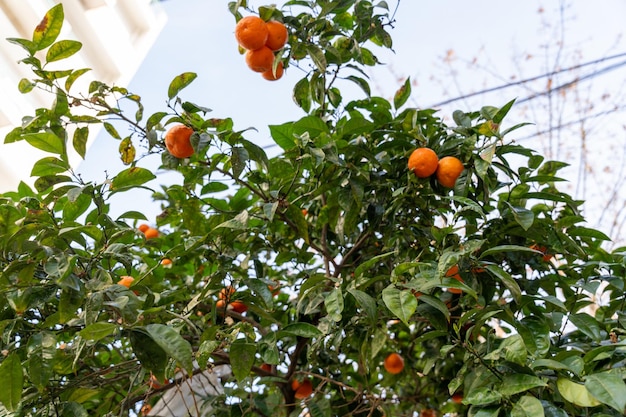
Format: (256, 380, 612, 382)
(382, 286, 417, 326)
(484, 264, 521, 303)
(78, 323, 118, 342)
(325, 287, 344, 322)
(348, 289, 377, 322)
(584, 373, 626, 412)
(0, 353, 23, 411)
(110, 167, 155, 190)
(230, 340, 256, 382)
(46, 40, 81, 63)
(278, 323, 323, 338)
(33, 4, 64, 50)
(557, 378, 601, 407)
(511, 395, 544, 417)
(30, 156, 69, 176)
(393, 77, 411, 110)
(168, 72, 197, 99)
(145, 324, 193, 373)
(569, 313, 602, 342)
(72, 126, 88, 159)
(23, 132, 65, 154)
(500, 374, 547, 397)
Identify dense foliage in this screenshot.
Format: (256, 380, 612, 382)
(1, 2, 626, 416)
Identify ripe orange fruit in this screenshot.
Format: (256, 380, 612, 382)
(161, 258, 172, 266)
(164, 124, 195, 159)
(530, 244, 553, 261)
(436, 156, 464, 188)
(219, 286, 235, 300)
(230, 300, 248, 313)
(445, 265, 464, 294)
(235, 16, 269, 51)
(420, 409, 438, 417)
(451, 393, 463, 404)
(383, 352, 404, 374)
(245, 46, 275, 72)
(408, 148, 439, 178)
(262, 61, 284, 81)
(140, 403, 152, 416)
(138, 223, 150, 233)
(148, 374, 165, 389)
(143, 227, 159, 239)
(216, 299, 227, 310)
(118, 275, 134, 288)
(265, 20, 288, 51)
(293, 379, 313, 399)
(260, 363, 272, 373)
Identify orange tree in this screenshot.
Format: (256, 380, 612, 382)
(1, 2, 626, 417)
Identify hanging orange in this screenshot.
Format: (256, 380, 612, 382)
(408, 148, 439, 178)
(265, 20, 288, 51)
(436, 156, 464, 188)
(164, 124, 195, 159)
(235, 16, 269, 51)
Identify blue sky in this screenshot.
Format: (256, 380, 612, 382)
(77, 0, 626, 236)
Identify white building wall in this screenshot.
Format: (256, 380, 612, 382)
(0, 0, 166, 192)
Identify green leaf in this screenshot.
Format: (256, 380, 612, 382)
(382, 286, 417, 326)
(293, 77, 312, 113)
(584, 373, 626, 412)
(31, 156, 69, 176)
(130, 329, 168, 381)
(46, 40, 82, 63)
(286, 204, 309, 243)
(230, 340, 256, 382)
(346, 75, 371, 96)
(145, 324, 193, 373)
(78, 323, 118, 342)
(103, 122, 121, 139)
(279, 323, 323, 338)
(511, 395, 544, 417)
(306, 44, 327, 72)
(23, 132, 65, 154)
(569, 313, 602, 342)
(269, 122, 296, 150)
(484, 265, 521, 303)
(72, 127, 88, 159)
(230, 146, 249, 179)
(479, 245, 538, 258)
(505, 202, 534, 231)
(347, 289, 377, 322)
(0, 353, 23, 411)
(110, 167, 155, 191)
(325, 287, 344, 322)
(65, 68, 90, 91)
(393, 77, 411, 110)
(215, 210, 249, 230)
(464, 387, 502, 405)
(500, 374, 547, 397)
(168, 72, 197, 99)
(18, 78, 35, 93)
(6, 38, 37, 55)
(557, 378, 601, 407)
(33, 4, 64, 51)
(354, 251, 395, 279)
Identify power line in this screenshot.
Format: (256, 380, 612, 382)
(429, 51, 626, 108)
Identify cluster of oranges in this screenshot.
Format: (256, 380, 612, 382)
(138, 223, 159, 239)
(407, 148, 464, 188)
(216, 286, 248, 313)
(235, 16, 288, 80)
(291, 378, 313, 399)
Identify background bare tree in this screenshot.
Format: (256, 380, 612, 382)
(375, 1, 626, 248)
